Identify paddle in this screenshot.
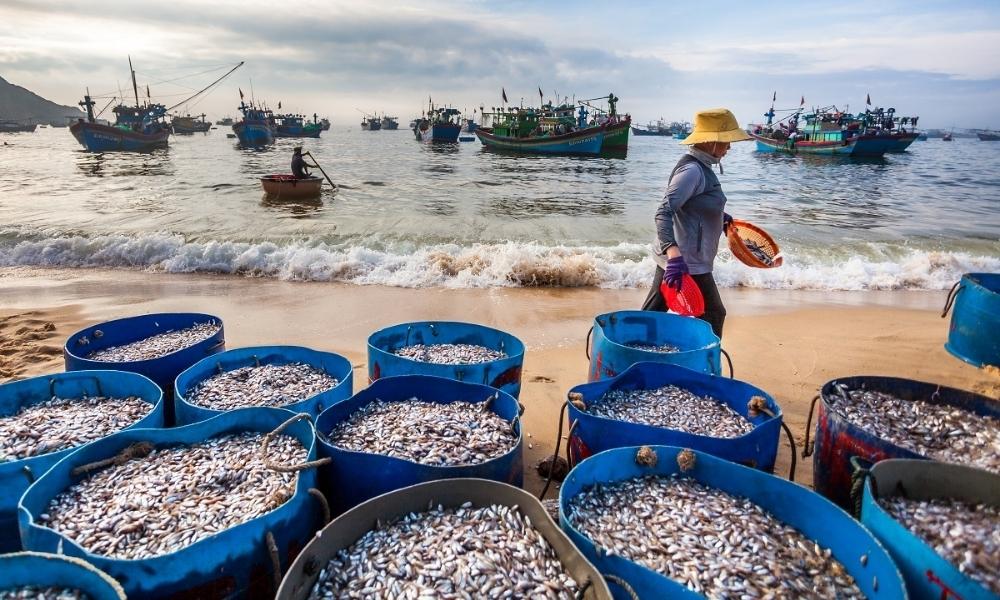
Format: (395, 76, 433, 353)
(305, 152, 336, 189)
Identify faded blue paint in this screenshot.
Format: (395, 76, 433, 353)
(944, 272, 1000, 368)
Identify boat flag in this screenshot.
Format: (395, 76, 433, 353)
(502, 88, 508, 104)
(772, 91, 776, 102)
(866, 93, 871, 106)
(239, 88, 244, 100)
(800, 95, 805, 107)
(146, 85, 150, 99)
(538, 86, 544, 104)
(278, 101, 281, 109)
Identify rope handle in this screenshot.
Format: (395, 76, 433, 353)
(941, 281, 961, 318)
(538, 400, 569, 501)
(747, 396, 797, 481)
(308, 487, 331, 525)
(603, 574, 639, 600)
(71, 442, 154, 477)
(262, 413, 332, 473)
(51, 375, 104, 398)
(721, 348, 734, 379)
(566, 419, 580, 469)
(585, 326, 593, 360)
(849, 456, 876, 519)
(266, 531, 281, 592)
(801, 395, 820, 458)
(205, 339, 226, 354)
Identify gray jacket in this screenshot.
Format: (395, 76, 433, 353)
(651, 151, 727, 274)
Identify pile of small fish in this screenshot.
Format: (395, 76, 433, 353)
(188, 363, 338, 410)
(587, 385, 753, 438)
(828, 387, 1000, 472)
(568, 475, 864, 598)
(327, 399, 516, 466)
(880, 495, 999, 595)
(625, 342, 680, 353)
(86, 322, 220, 362)
(744, 239, 774, 266)
(0, 395, 151, 462)
(395, 343, 506, 365)
(308, 502, 579, 599)
(39, 433, 305, 559)
(0, 588, 88, 600)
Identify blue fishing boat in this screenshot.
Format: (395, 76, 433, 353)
(748, 109, 856, 155)
(232, 100, 274, 146)
(413, 105, 461, 143)
(273, 113, 322, 138)
(476, 104, 604, 155)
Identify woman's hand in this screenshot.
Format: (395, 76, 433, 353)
(662, 256, 689, 291)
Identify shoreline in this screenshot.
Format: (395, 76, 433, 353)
(2, 265, 997, 492)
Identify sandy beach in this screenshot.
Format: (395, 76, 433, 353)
(2, 266, 997, 493)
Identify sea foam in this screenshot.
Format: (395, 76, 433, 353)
(0, 232, 997, 291)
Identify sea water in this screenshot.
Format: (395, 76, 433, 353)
(0, 127, 996, 290)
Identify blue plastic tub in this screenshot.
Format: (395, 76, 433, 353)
(809, 375, 1000, 510)
(64, 312, 225, 425)
(174, 345, 354, 426)
(861, 460, 998, 600)
(367, 321, 525, 397)
(0, 552, 125, 599)
(943, 272, 1000, 368)
(566, 362, 782, 472)
(560, 446, 906, 599)
(315, 375, 523, 515)
(0, 370, 164, 553)
(588, 311, 721, 381)
(19, 407, 327, 599)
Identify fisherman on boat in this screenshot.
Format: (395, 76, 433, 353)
(291, 146, 318, 179)
(641, 108, 752, 338)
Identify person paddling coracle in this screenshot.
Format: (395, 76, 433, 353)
(641, 108, 752, 338)
(291, 146, 317, 179)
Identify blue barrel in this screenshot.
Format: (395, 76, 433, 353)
(276, 479, 611, 599)
(367, 321, 525, 397)
(809, 375, 999, 510)
(861, 460, 998, 600)
(943, 272, 1000, 368)
(174, 345, 354, 426)
(315, 375, 523, 515)
(19, 407, 327, 599)
(588, 311, 721, 381)
(0, 552, 125, 599)
(566, 362, 782, 472)
(0, 370, 164, 553)
(64, 312, 225, 425)
(560, 446, 906, 599)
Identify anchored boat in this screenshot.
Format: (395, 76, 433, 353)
(476, 104, 604, 155)
(171, 113, 211, 134)
(361, 114, 381, 131)
(575, 93, 630, 155)
(413, 104, 461, 143)
(260, 175, 323, 199)
(748, 108, 855, 155)
(273, 114, 322, 138)
(380, 115, 399, 130)
(0, 120, 37, 133)
(233, 100, 275, 146)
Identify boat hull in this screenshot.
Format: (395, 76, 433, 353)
(414, 122, 461, 143)
(274, 127, 322, 138)
(978, 133, 1000, 141)
(171, 124, 211, 134)
(69, 121, 169, 152)
(749, 132, 855, 155)
(260, 175, 323, 199)
(0, 123, 37, 133)
(631, 127, 669, 136)
(601, 120, 630, 154)
(475, 127, 604, 155)
(232, 122, 273, 146)
(361, 121, 382, 131)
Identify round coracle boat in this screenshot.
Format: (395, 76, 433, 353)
(260, 174, 322, 199)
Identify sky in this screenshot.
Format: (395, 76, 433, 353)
(2, 0, 999, 128)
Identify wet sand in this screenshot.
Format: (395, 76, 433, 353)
(2, 266, 997, 494)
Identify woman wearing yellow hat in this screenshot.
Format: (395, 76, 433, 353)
(641, 108, 751, 338)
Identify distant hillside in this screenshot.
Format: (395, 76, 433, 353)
(0, 75, 83, 125)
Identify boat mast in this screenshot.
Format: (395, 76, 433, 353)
(129, 55, 140, 108)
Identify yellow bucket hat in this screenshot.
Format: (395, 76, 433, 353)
(680, 108, 751, 145)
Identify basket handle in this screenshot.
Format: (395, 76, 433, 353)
(720, 348, 734, 379)
(801, 395, 821, 458)
(848, 456, 877, 519)
(51, 375, 104, 398)
(585, 326, 593, 360)
(940, 281, 961, 318)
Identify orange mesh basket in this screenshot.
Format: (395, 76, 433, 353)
(727, 219, 783, 269)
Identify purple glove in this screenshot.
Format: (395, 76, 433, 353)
(723, 212, 734, 235)
(662, 256, 689, 291)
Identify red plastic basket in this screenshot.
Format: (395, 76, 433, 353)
(660, 273, 705, 317)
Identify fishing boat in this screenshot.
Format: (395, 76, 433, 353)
(476, 104, 604, 155)
(413, 105, 461, 143)
(380, 115, 399, 130)
(977, 130, 1000, 141)
(260, 174, 323, 199)
(575, 93, 630, 155)
(748, 109, 855, 155)
(462, 117, 478, 133)
(840, 107, 920, 155)
(273, 114, 322, 138)
(171, 113, 211, 134)
(361, 114, 381, 131)
(215, 117, 234, 126)
(233, 100, 275, 146)
(942, 132, 953, 141)
(0, 120, 37, 133)
(319, 117, 331, 131)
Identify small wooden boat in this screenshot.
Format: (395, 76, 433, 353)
(260, 175, 323, 199)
